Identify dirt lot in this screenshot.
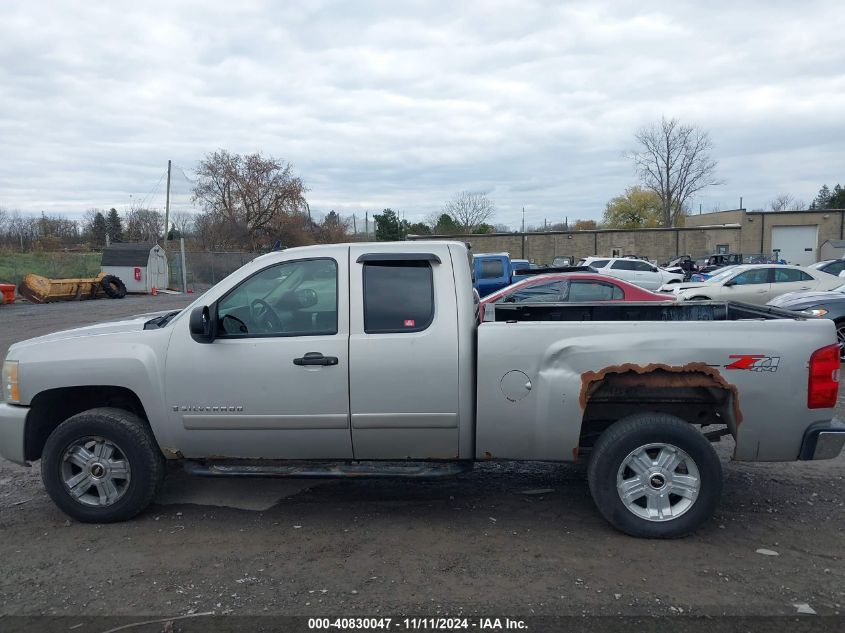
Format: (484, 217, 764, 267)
(0, 296, 843, 621)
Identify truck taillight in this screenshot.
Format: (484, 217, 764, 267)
(808, 344, 840, 409)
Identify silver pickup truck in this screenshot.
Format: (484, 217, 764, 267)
(2, 241, 844, 538)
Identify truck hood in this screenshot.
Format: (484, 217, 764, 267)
(7, 310, 175, 354)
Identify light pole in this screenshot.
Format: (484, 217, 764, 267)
(521, 207, 526, 258)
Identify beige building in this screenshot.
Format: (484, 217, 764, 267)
(410, 208, 845, 266)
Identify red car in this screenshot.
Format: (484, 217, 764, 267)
(479, 273, 673, 320)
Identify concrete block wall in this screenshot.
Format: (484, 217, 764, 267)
(412, 226, 741, 265)
(411, 209, 845, 265)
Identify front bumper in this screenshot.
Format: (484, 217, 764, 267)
(799, 419, 845, 460)
(0, 402, 28, 466)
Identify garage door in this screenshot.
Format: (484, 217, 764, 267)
(771, 225, 818, 266)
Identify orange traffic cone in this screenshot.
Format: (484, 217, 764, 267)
(151, 286, 158, 296)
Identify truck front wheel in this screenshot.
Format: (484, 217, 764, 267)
(587, 413, 722, 538)
(41, 407, 165, 523)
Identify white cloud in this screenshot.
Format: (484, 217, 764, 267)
(0, 0, 843, 228)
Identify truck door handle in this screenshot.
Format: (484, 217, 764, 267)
(293, 352, 338, 366)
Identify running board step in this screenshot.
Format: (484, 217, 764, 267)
(183, 460, 473, 479)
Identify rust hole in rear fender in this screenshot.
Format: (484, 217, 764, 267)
(579, 362, 742, 426)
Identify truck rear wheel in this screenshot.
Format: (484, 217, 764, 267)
(41, 407, 165, 523)
(587, 413, 722, 538)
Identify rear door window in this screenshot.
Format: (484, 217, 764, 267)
(610, 260, 636, 270)
(632, 261, 656, 272)
(567, 280, 624, 301)
(773, 268, 812, 283)
(363, 261, 434, 333)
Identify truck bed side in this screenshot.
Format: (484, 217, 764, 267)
(476, 318, 838, 462)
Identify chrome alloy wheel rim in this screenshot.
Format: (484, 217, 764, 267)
(60, 436, 131, 507)
(616, 443, 700, 521)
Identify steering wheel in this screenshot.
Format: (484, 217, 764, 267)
(250, 298, 283, 333)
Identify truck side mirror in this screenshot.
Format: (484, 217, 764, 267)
(189, 305, 216, 343)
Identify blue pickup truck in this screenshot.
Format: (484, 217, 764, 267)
(473, 253, 518, 296)
(472, 253, 544, 295)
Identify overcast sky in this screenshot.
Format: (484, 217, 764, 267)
(1, 0, 843, 228)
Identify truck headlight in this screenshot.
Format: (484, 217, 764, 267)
(2, 360, 19, 403)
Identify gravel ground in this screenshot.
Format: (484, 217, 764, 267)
(0, 296, 843, 621)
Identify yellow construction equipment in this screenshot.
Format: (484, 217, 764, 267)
(18, 272, 109, 304)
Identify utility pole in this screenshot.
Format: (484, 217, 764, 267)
(365, 212, 369, 239)
(521, 207, 526, 259)
(353, 213, 357, 235)
(164, 159, 171, 242)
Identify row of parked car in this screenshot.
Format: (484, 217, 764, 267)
(474, 252, 845, 355)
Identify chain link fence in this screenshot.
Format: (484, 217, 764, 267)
(0, 250, 259, 293)
(167, 251, 259, 292)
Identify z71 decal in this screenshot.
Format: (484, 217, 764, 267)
(724, 355, 780, 372)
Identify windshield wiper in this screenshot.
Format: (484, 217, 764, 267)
(144, 311, 181, 330)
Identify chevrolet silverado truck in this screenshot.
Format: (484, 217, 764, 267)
(2, 241, 844, 538)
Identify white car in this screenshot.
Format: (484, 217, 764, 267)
(579, 256, 684, 290)
(663, 264, 843, 305)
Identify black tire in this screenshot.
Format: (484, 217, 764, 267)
(101, 275, 127, 299)
(688, 295, 711, 301)
(587, 413, 722, 538)
(41, 407, 165, 523)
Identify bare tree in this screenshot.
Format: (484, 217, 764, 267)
(316, 211, 350, 244)
(125, 208, 164, 242)
(168, 209, 196, 237)
(629, 116, 722, 227)
(193, 150, 308, 250)
(442, 191, 495, 233)
(769, 194, 806, 212)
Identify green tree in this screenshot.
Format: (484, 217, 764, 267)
(602, 187, 663, 229)
(90, 211, 108, 246)
(433, 213, 460, 235)
(573, 219, 597, 230)
(830, 184, 845, 209)
(106, 208, 123, 242)
(812, 185, 832, 209)
(407, 222, 431, 236)
(374, 208, 403, 241)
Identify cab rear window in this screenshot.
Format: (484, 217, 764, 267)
(479, 259, 505, 279)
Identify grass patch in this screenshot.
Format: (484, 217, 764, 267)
(0, 252, 102, 285)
